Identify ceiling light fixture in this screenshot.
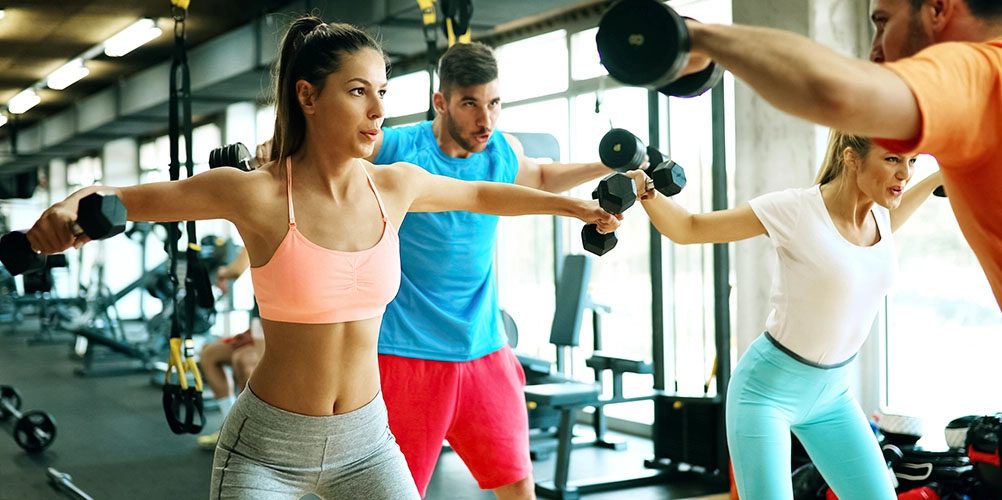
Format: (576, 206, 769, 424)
(8, 88, 40, 115)
(104, 18, 163, 57)
(46, 59, 90, 91)
(0, 9, 6, 21)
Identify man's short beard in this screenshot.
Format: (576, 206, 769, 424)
(444, 113, 480, 152)
(902, 9, 935, 57)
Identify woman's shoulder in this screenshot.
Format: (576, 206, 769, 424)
(752, 184, 814, 207)
(199, 161, 285, 202)
(364, 160, 425, 182)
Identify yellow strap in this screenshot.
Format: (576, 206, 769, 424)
(416, 0, 436, 27)
(171, 0, 190, 9)
(166, 337, 189, 389)
(445, 18, 472, 47)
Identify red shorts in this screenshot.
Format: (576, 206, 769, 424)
(378, 346, 531, 495)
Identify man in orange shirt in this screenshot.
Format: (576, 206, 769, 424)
(674, 0, 1002, 308)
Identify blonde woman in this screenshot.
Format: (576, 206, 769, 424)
(628, 130, 940, 499)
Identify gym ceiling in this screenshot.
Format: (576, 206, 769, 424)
(0, 0, 599, 173)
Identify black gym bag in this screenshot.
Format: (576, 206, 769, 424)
(883, 444, 976, 493)
(967, 414, 1002, 497)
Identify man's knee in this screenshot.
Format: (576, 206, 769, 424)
(493, 475, 535, 500)
(200, 341, 230, 365)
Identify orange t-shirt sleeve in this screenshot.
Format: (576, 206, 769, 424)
(875, 41, 1002, 171)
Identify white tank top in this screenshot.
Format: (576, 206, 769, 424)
(748, 185, 897, 365)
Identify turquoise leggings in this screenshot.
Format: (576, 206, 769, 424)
(726, 334, 895, 500)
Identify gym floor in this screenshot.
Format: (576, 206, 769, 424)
(0, 318, 727, 500)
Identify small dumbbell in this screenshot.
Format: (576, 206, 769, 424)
(599, 128, 687, 196)
(0, 193, 126, 276)
(208, 143, 258, 171)
(582, 172, 636, 256)
(0, 385, 57, 453)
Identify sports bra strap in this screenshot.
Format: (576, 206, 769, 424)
(285, 157, 296, 227)
(361, 166, 389, 222)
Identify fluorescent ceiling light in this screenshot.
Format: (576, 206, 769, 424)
(0, 115, 7, 128)
(104, 18, 162, 57)
(47, 59, 90, 90)
(8, 88, 40, 115)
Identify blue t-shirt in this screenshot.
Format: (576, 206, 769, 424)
(375, 121, 520, 361)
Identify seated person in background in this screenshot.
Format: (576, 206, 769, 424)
(197, 246, 264, 449)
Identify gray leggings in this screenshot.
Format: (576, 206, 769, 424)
(210, 389, 419, 499)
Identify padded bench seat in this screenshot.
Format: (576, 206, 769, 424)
(585, 352, 653, 375)
(524, 383, 600, 408)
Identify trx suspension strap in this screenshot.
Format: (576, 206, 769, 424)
(440, 0, 473, 46)
(162, 0, 208, 435)
(416, 0, 438, 120)
(416, 0, 474, 120)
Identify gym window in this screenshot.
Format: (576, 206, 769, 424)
(885, 155, 1002, 432)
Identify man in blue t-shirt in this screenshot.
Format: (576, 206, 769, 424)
(367, 42, 608, 498)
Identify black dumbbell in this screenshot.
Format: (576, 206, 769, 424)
(596, 0, 723, 97)
(0, 385, 56, 453)
(208, 142, 258, 172)
(582, 172, 636, 256)
(599, 128, 687, 196)
(0, 193, 127, 276)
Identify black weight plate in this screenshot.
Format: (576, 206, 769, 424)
(14, 410, 56, 452)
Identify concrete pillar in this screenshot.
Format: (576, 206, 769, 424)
(731, 0, 881, 411)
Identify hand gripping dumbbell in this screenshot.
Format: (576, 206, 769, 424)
(596, 0, 724, 97)
(0, 385, 57, 453)
(208, 142, 258, 171)
(599, 128, 687, 197)
(0, 192, 127, 276)
(582, 129, 689, 256)
(582, 172, 637, 256)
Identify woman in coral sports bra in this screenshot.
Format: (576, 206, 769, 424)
(23, 17, 620, 499)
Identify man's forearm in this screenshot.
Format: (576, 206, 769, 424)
(538, 162, 609, 193)
(689, 22, 919, 141)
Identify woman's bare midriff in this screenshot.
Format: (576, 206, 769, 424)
(247, 316, 382, 416)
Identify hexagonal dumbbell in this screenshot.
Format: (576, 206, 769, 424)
(0, 193, 127, 276)
(582, 172, 636, 256)
(646, 158, 687, 197)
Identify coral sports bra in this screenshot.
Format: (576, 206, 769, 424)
(250, 158, 401, 324)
